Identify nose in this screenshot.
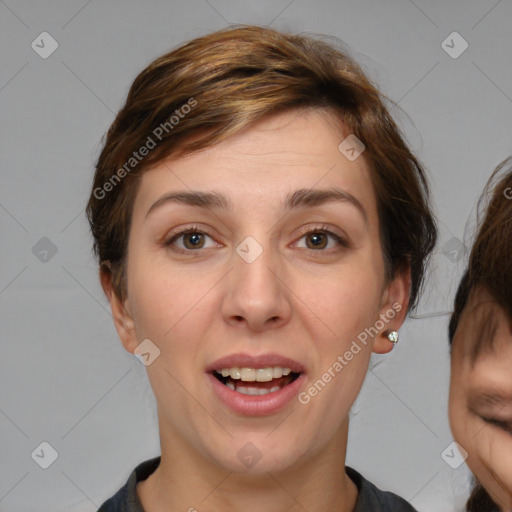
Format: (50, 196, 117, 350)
(221, 237, 292, 332)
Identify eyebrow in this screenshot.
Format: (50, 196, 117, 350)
(145, 188, 368, 222)
(468, 389, 512, 410)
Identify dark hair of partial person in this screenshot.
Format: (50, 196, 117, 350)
(86, 24, 437, 309)
(448, 156, 512, 352)
(465, 479, 501, 512)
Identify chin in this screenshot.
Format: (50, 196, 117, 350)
(208, 438, 304, 475)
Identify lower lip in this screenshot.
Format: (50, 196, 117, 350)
(207, 373, 306, 416)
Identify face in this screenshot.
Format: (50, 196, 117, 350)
(107, 108, 408, 475)
(449, 288, 512, 511)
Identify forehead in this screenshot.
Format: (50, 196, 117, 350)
(133, 108, 377, 218)
(453, 291, 512, 364)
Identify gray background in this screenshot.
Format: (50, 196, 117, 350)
(1, 1, 511, 511)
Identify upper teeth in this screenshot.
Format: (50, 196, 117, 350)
(217, 367, 292, 382)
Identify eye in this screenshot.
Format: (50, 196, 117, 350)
(163, 223, 349, 253)
(294, 225, 349, 251)
(164, 225, 219, 251)
(481, 416, 512, 434)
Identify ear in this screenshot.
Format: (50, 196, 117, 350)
(372, 262, 411, 355)
(100, 262, 138, 354)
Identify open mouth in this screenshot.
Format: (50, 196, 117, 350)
(212, 367, 301, 396)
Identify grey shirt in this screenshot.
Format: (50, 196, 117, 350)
(97, 456, 417, 512)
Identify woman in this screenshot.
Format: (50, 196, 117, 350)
(448, 158, 512, 512)
(88, 25, 437, 511)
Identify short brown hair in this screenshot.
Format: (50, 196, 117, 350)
(448, 157, 512, 350)
(86, 25, 437, 307)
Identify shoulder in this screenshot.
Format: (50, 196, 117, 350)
(97, 456, 161, 512)
(346, 466, 418, 512)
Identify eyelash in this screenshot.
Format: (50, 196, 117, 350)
(482, 417, 512, 434)
(164, 224, 348, 253)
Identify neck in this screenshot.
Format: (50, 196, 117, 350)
(137, 416, 358, 512)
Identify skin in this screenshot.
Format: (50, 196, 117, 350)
(101, 108, 410, 512)
(449, 288, 512, 511)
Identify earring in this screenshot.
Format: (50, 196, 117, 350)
(384, 330, 399, 345)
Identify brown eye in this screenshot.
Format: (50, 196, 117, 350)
(306, 232, 328, 249)
(165, 226, 218, 252)
(295, 227, 348, 251)
(182, 232, 206, 249)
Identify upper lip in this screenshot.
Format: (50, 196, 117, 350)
(206, 352, 305, 374)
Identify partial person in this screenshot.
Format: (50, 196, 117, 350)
(449, 158, 512, 512)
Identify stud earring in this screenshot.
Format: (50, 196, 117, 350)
(383, 330, 399, 345)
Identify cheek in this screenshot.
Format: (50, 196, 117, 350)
(127, 253, 213, 348)
(448, 354, 472, 437)
(304, 265, 382, 341)
(468, 435, 512, 508)
(300, 271, 381, 400)
(448, 376, 464, 437)
(487, 442, 512, 494)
